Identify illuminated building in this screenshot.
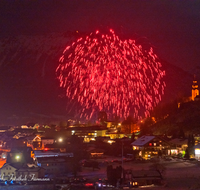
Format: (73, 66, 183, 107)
(169, 138, 188, 156)
(68, 125, 107, 143)
(124, 169, 162, 187)
(0, 163, 21, 180)
(131, 135, 170, 159)
(16, 164, 45, 179)
(121, 122, 140, 135)
(195, 144, 200, 160)
(41, 137, 54, 149)
(0, 163, 45, 180)
(106, 132, 126, 139)
(36, 157, 73, 176)
(192, 76, 199, 101)
(33, 150, 73, 158)
(26, 135, 42, 149)
(177, 76, 200, 107)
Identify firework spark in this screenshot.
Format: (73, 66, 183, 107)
(56, 29, 165, 120)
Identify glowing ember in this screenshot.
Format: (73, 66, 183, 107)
(56, 29, 166, 120)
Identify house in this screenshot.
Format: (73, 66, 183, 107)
(44, 142, 69, 152)
(0, 163, 22, 180)
(26, 135, 42, 149)
(193, 134, 200, 145)
(0, 163, 45, 180)
(194, 143, 200, 160)
(13, 133, 24, 139)
(0, 126, 14, 133)
(131, 135, 170, 159)
(0, 138, 27, 150)
(121, 122, 138, 135)
(67, 125, 108, 142)
(168, 138, 188, 156)
(33, 150, 73, 158)
(41, 137, 54, 149)
(36, 157, 73, 176)
(121, 117, 140, 136)
(106, 121, 119, 129)
(16, 163, 45, 180)
(13, 128, 37, 136)
(0, 133, 11, 148)
(86, 146, 104, 158)
(106, 132, 126, 139)
(124, 169, 163, 187)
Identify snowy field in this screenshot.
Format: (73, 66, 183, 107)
(79, 157, 200, 189)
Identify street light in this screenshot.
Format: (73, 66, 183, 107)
(58, 138, 63, 142)
(15, 155, 20, 161)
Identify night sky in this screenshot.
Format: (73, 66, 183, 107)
(0, 0, 200, 125)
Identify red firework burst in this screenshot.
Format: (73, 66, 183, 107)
(56, 29, 166, 120)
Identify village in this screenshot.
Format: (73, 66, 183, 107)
(0, 78, 199, 189)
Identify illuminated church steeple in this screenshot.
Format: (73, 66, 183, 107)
(192, 75, 199, 101)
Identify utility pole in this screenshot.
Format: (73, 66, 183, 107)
(122, 140, 124, 181)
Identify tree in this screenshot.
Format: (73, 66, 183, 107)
(151, 100, 178, 120)
(149, 160, 166, 179)
(177, 127, 185, 139)
(69, 135, 85, 177)
(131, 132, 135, 141)
(107, 165, 122, 186)
(121, 115, 137, 134)
(139, 117, 153, 136)
(187, 134, 195, 158)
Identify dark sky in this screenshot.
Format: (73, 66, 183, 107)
(1, 0, 200, 73)
(0, 0, 200, 124)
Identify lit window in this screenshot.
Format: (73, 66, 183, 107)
(195, 149, 200, 154)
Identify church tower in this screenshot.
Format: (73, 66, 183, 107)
(192, 75, 199, 101)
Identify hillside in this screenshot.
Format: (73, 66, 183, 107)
(152, 100, 200, 136)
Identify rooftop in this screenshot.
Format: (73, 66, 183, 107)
(131, 136, 155, 146)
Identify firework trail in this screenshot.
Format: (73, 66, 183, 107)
(56, 29, 165, 120)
